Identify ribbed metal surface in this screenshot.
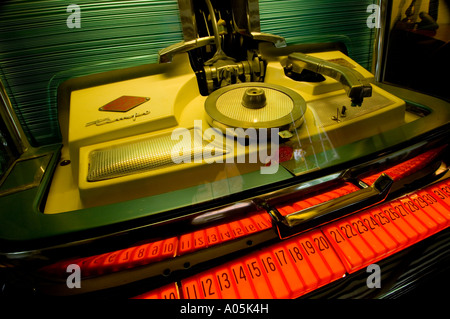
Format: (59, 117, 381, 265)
(87, 129, 225, 182)
(216, 87, 293, 122)
(259, 0, 376, 69)
(0, 0, 183, 146)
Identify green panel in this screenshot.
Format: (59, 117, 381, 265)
(259, 0, 377, 68)
(0, 161, 293, 242)
(0, 0, 183, 146)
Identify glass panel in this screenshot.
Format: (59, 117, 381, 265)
(0, 114, 19, 182)
(0, 154, 51, 196)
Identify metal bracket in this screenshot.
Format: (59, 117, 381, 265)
(267, 173, 394, 238)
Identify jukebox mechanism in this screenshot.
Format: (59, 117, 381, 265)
(0, 0, 449, 299)
(63, 0, 406, 210)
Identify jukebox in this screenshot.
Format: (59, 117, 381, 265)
(0, 0, 449, 299)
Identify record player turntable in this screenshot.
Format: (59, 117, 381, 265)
(1, 0, 449, 299)
(44, 0, 406, 211)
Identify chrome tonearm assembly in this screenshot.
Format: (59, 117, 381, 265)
(159, 0, 285, 95)
(285, 52, 372, 106)
(159, 0, 371, 105)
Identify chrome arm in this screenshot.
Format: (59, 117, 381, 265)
(268, 173, 393, 238)
(158, 37, 215, 63)
(286, 52, 372, 106)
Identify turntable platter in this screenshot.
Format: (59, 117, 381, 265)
(204, 83, 306, 132)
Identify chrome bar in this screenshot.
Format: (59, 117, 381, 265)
(286, 52, 373, 106)
(269, 173, 393, 238)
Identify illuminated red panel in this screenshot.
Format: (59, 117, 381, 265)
(283, 241, 319, 293)
(269, 243, 305, 298)
(172, 229, 348, 299)
(276, 205, 295, 216)
(368, 208, 409, 248)
(205, 226, 221, 247)
(357, 210, 399, 253)
(192, 230, 207, 250)
(39, 258, 82, 278)
(228, 221, 247, 239)
(331, 183, 360, 197)
(276, 183, 360, 219)
(276, 199, 312, 216)
(101, 251, 120, 273)
(146, 240, 164, 263)
(324, 191, 342, 200)
(40, 210, 277, 279)
(115, 247, 138, 271)
(72, 255, 91, 269)
(216, 224, 234, 243)
(323, 223, 366, 272)
(181, 278, 203, 299)
(315, 193, 333, 203)
(261, 212, 273, 224)
(429, 181, 450, 209)
(308, 230, 346, 281)
(178, 233, 194, 256)
(132, 282, 180, 299)
(408, 192, 448, 231)
(388, 200, 428, 241)
(132, 180, 450, 299)
(385, 164, 410, 180)
(159, 283, 180, 299)
(161, 237, 178, 259)
(198, 273, 221, 299)
(240, 217, 260, 234)
(243, 255, 274, 299)
(214, 267, 240, 299)
(68, 256, 94, 277)
(291, 200, 312, 212)
(418, 189, 450, 223)
(361, 147, 443, 184)
(250, 213, 273, 230)
(177, 213, 271, 258)
(297, 235, 335, 285)
(398, 196, 439, 235)
(229, 262, 257, 298)
(303, 197, 322, 206)
(130, 244, 152, 267)
(378, 204, 424, 243)
(344, 216, 389, 259)
(257, 251, 291, 298)
(333, 219, 378, 271)
(83, 253, 109, 277)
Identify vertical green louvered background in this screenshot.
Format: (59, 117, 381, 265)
(0, 0, 376, 147)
